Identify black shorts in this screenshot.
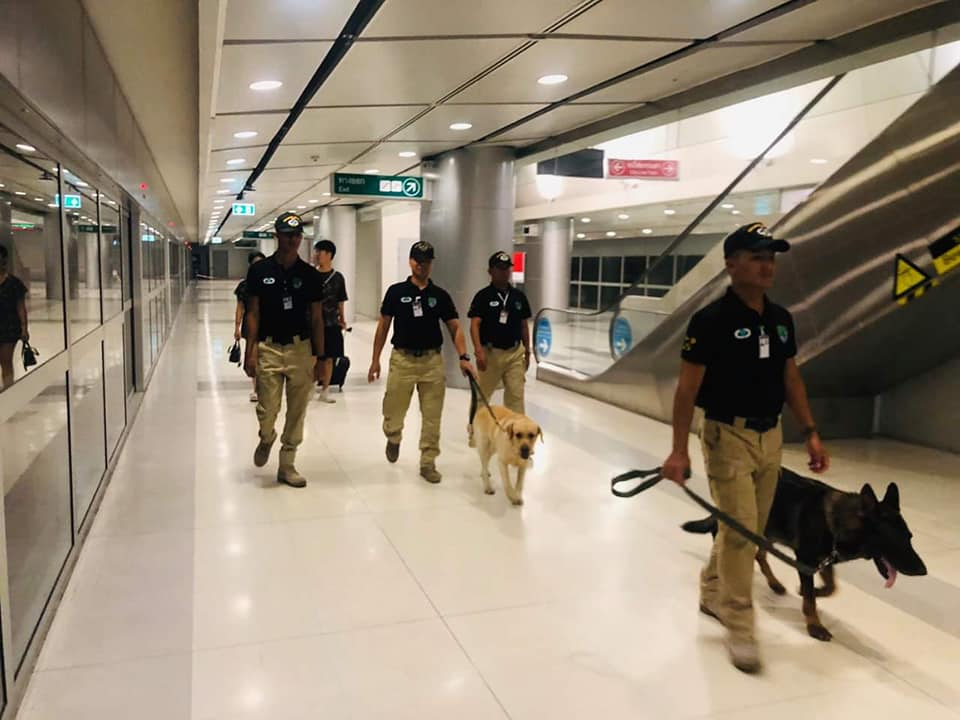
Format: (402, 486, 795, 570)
(320, 326, 344, 359)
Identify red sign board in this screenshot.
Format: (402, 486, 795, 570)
(607, 158, 679, 180)
(512, 252, 525, 273)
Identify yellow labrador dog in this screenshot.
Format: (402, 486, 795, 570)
(469, 403, 543, 506)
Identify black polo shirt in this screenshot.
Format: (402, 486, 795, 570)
(682, 287, 797, 419)
(246, 255, 323, 344)
(380, 277, 458, 351)
(468, 284, 532, 349)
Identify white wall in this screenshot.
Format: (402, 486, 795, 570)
(380, 202, 420, 298)
(355, 209, 382, 320)
(877, 354, 960, 454)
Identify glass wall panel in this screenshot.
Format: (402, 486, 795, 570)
(100, 194, 122, 320)
(63, 170, 101, 339)
(1, 372, 73, 668)
(0, 129, 67, 388)
(104, 317, 125, 457)
(123, 308, 134, 397)
(70, 337, 107, 524)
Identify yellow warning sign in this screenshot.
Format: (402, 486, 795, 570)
(929, 227, 960, 276)
(892, 254, 931, 303)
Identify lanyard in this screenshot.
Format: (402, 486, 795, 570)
(497, 289, 510, 308)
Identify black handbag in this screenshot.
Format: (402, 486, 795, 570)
(22, 342, 39, 369)
(228, 340, 241, 365)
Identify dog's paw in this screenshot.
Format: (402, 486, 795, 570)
(510, 497, 524, 506)
(768, 581, 787, 596)
(806, 624, 833, 642)
(814, 585, 836, 598)
(484, 488, 495, 495)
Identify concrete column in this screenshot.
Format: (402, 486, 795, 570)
(421, 146, 516, 388)
(524, 218, 572, 315)
(320, 206, 357, 325)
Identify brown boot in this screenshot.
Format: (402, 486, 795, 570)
(726, 635, 762, 674)
(419, 464, 442, 484)
(277, 466, 307, 488)
(385, 441, 400, 463)
(254, 438, 275, 467)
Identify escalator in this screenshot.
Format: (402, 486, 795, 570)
(534, 62, 960, 437)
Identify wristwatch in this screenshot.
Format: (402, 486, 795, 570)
(802, 425, 819, 438)
(459, 354, 470, 362)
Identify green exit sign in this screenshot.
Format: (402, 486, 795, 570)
(242, 231, 274, 239)
(332, 173, 424, 200)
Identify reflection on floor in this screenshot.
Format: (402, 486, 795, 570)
(15, 281, 960, 719)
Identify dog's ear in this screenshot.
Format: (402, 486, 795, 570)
(536, 426, 544, 443)
(504, 419, 515, 439)
(882, 483, 900, 511)
(860, 484, 879, 513)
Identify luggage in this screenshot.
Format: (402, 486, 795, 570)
(329, 355, 350, 390)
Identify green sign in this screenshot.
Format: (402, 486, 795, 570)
(77, 224, 98, 233)
(242, 230, 274, 239)
(63, 194, 82, 209)
(232, 202, 256, 216)
(76, 224, 118, 233)
(332, 173, 423, 199)
(234, 239, 258, 248)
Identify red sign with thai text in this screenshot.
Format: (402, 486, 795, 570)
(607, 158, 679, 179)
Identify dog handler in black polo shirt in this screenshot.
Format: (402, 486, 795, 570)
(468, 250, 532, 414)
(368, 241, 476, 484)
(244, 212, 324, 488)
(662, 222, 830, 674)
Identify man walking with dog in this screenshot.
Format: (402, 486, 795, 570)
(243, 212, 325, 488)
(368, 240, 476, 485)
(661, 222, 830, 674)
(468, 250, 532, 415)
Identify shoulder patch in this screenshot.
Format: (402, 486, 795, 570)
(263, 277, 276, 285)
(734, 328, 752, 340)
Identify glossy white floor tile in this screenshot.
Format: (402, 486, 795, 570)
(16, 282, 960, 719)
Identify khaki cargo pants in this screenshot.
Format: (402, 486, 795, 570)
(382, 349, 445, 466)
(256, 337, 315, 468)
(699, 418, 782, 641)
(477, 344, 527, 414)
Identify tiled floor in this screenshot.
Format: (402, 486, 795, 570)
(16, 281, 960, 719)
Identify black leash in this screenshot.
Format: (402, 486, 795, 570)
(467, 372, 506, 433)
(612, 467, 822, 576)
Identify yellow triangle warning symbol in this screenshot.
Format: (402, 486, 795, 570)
(892, 254, 930, 301)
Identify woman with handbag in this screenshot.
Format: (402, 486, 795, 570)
(234, 251, 266, 401)
(0, 245, 29, 390)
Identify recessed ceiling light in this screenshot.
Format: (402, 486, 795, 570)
(606, 231, 616, 237)
(538, 74, 569, 86)
(249, 80, 283, 91)
(14, 191, 26, 196)
(642, 228, 653, 235)
(227, 158, 245, 166)
(721, 203, 735, 209)
(664, 209, 676, 215)
(216, 189, 232, 195)
(48, 203, 58, 208)
(308, 199, 318, 203)
(810, 157, 829, 164)
(449, 122, 473, 131)
(233, 131, 258, 139)
(398, 150, 417, 158)
(297, 205, 306, 209)
(75, 180, 88, 187)
(219, 178, 237, 184)
(0, 183, 4, 187)
(365, 169, 380, 174)
(34, 197, 44, 201)
(16, 143, 36, 152)
(322, 192, 331, 196)
(580, 217, 591, 223)
(576, 233, 585, 239)
(732, 209, 742, 215)
(617, 213, 629, 220)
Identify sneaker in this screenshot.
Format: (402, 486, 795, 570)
(385, 441, 400, 463)
(420, 464, 442, 484)
(253, 439, 275, 467)
(726, 636, 762, 674)
(277, 466, 307, 488)
(249, 392, 258, 403)
(317, 389, 335, 404)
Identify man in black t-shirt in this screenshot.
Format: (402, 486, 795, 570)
(234, 251, 265, 403)
(368, 240, 475, 484)
(312, 239, 348, 403)
(468, 250, 532, 414)
(661, 222, 830, 674)
(244, 213, 324, 488)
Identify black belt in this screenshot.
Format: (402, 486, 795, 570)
(705, 412, 780, 433)
(484, 342, 520, 351)
(394, 347, 441, 357)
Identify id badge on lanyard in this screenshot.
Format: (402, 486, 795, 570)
(758, 326, 770, 359)
(498, 291, 509, 325)
(412, 295, 424, 318)
(282, 295, 293, 311)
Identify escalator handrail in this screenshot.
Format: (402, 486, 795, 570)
(532, 73, 845, 369)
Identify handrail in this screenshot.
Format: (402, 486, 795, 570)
(532, 73, 846, 370)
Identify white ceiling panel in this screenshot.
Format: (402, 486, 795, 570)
(311, 39, 520, 105)
(224, 0, 356, 41)
(365, 0, 584, 36)
(217, 43, 333, 114)
(338, 160, 413, 176)
(284, 106, 427, 144)
(211, 114, 286, 151)
(350, 141, 453, 165)
(265, 142, 375, 168)
(580, 43, 808, 103)
(565, 0, 787, 38)
(731, 0, 943, 42)
(494, 103, 641, 142)
(391, 104, 546, 142)
(455, 39, 686, 103)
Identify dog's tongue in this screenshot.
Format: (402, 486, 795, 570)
(883, 558, 898, 589)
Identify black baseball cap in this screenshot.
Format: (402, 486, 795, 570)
(275, 212, 304, 234)
(410, 240, 435, 261)
(723, 222, 790, 258)
(488, 251, 513, 268)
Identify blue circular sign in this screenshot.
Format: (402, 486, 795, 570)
(535, 317, 552, 358)
(612, 316, 633, 359)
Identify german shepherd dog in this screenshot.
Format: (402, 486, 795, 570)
(682, 467, 927, 641)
